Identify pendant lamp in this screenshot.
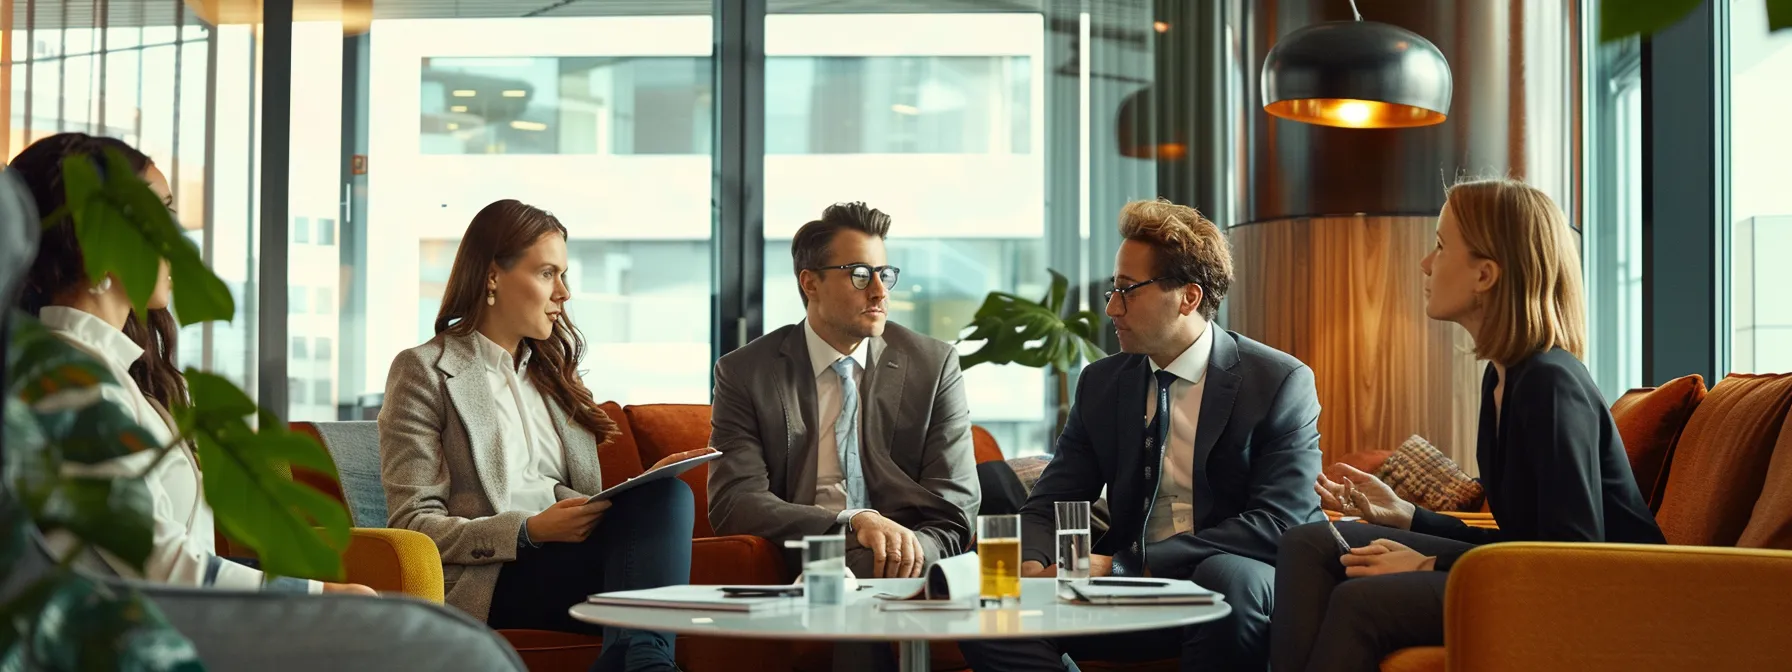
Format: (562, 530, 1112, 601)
(1260, 0, 1452, 129)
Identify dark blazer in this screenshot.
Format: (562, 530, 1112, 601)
(707, 321, 981, 576)
(1022, 327, 1324, 580)
(1411, 347, 1665, 569)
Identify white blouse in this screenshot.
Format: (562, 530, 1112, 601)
(474, 332, 568, 514)
(38, 307, 318, 593)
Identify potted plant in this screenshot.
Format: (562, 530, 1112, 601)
(1, 150, 351, 668)
(955, 269, 1108, 438)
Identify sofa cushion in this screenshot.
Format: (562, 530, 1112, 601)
(624, 404, 716, 537)
(1609, 374, 1707, 510)
(1737, 411, 1792, 550)
(1655, 373, 1792, 546)
(971, 425, 1004, 464)
(597, 401, 646, 488)
(1377, 435, 1484, 513)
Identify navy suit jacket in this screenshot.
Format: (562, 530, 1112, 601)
(1021, 327, 1325, 579)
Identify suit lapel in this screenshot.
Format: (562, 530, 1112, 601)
(549, 398, 603, 496)
(779, 326, 820, 505)
(861, 335, 905, 474)
(438, 332, 510, 512)
(1192, 328, 1242, 511)
(1115, 355, 1149, 501)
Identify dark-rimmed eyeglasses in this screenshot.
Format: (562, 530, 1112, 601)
(809, 264, 901, 291)
(1103, 276, 1175, 315)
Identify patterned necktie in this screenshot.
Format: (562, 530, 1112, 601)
(831, 357, 868, 509)
(1136, 370, 1179, 567)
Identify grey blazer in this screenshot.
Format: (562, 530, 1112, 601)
(377, 331, 604, 622)
(707, 321, 981, 577)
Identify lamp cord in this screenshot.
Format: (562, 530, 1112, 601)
(1347, 0, 1362, 21)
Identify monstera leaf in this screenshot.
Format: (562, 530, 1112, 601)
(956, 269, 1107, 374)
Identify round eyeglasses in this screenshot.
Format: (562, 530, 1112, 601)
(810, 263, 900, 291)
(1103, 276, 1177, 315)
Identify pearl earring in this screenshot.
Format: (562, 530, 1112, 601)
(486, 288, 495, 306)
(88, 276, 113, 295)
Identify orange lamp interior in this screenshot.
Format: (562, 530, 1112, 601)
(1264, 98, 1446, 129)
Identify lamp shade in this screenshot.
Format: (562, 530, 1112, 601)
(1261, 20, 1452, 129)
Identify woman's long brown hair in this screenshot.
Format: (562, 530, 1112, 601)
(434, 200, 619, 445)
(13, 132, 188, 408)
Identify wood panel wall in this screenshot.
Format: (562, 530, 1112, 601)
(1228, 216, 1483, 474)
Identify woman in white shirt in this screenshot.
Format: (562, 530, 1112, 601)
(14, 132, 374, 597)
(380, 199, 710, 672)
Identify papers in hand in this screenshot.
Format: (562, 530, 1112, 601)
(873, 552, 980, 611)
(585, 585, 795, 613)
(1062, 577, 1219, 606)
(584, 451, 723, 503)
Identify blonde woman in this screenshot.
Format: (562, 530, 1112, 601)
(1268, 178, 1665, 672)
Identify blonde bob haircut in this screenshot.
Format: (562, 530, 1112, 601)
(1445, 177, 1587, 365)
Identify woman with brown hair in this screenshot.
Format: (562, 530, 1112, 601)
(379, 199, 708, 672)
(13, 132, 372, 596)
(1268, 178, 1666, 671)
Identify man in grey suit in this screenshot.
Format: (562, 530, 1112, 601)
(708, 201, 981, 581)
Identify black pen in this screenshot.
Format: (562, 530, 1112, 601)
(1089, 578, 1171, 587)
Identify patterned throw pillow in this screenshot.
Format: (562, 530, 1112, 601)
(1377, 435, 1486, 512)
(1005, 455, 1111, 534)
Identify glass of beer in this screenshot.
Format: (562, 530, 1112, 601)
(978, 514, 1022, 604)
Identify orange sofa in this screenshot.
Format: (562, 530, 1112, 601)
(1332, 373, 1792, 670)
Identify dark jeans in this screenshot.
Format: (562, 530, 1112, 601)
(1269, 521, 1474, 672)
(959, 553, 1276, 672)
(487, 478, 694, 672)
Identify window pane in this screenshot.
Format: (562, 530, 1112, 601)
(763, 12, 1051, 457)
(1729, 3, 1792, 374)
(1586, 38, 1644, 401)
(295, 216, 311, 243)
(284, 10, 717, 421)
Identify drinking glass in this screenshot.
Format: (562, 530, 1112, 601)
(800, 534, 846, 607)
(1054, 501, 1092, 581)
(977, 515, 1022, 603)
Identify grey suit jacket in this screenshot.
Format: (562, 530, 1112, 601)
(707, 321, 981, 577)
(378, 331, 604, 622)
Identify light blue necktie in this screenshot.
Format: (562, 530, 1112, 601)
(831, 357, 868, 509)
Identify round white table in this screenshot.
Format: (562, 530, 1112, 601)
(569, 578, 1231, 672)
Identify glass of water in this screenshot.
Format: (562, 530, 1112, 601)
(1055, 501, 1092, 581)
(800, 534, 846, 607)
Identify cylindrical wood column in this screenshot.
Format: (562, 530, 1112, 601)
(1228, 216, 1481, 472)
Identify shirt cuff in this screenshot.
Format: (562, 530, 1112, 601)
(836, 508, 877, 527)
(517, 520, 538, 549)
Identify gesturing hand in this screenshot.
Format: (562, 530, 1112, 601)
(850, 511, 924, 578)
(526, 497, 613, 544)
(1316, 464, 1417, 530)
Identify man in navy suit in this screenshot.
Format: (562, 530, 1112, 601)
(961, 199, 1324, 672)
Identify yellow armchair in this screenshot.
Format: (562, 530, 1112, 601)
(344, 528, 446, 602)
(1440, 542, 1792, 671)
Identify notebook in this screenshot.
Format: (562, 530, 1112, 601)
(1062, 577, 1219, 606)
(585, 585, 796, 613)
(872, 552, 981, 611)
(583, 451, 723, 503)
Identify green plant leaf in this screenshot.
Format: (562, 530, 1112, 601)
(166, 240, 235, 326)
(183, 370, 349, 580)
(74, 200, 161, 318)
(1599, 0, 1702, 42)
(7, 311, 116, 403)
(2, 572, 204, 672)
(1041, 269, 1070, 313)
(30, 398, 162, 465)
(35, 477, 155, 572)
(1771, 0, 1792, 31)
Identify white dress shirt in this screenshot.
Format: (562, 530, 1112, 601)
(804, 321, 883, 525)
(1142, 321, 1217, 543)
(474, 333, 568, 515)
(38, 307, 319, 593)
